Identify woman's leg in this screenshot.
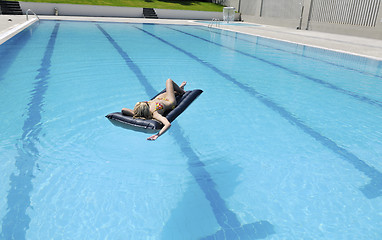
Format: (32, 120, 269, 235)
(165, 78, 185, 103)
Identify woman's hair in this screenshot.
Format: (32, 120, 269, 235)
(133, 102, 152, 119)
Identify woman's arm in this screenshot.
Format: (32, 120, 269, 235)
(147, 112, 171, 141)
(122, 108, 134, 116)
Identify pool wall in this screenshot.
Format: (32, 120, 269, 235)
(224, 0, 382, 40)
(0, 17, 38, 45)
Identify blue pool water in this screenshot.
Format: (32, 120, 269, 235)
(1, 20, 382, 239)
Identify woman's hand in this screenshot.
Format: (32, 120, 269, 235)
(147, 112, 171, 141)
(147, 134, 159, 141)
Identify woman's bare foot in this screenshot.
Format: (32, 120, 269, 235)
(180, 81, 187, 90)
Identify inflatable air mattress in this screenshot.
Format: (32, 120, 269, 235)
(106, 89, 203, 131)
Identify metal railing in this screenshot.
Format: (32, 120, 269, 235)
(310, 0, 381, 27)
(26, 9, 40, 21)
(208, 18, 221, 28)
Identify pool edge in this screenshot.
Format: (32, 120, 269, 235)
(0, 17, 40, 45)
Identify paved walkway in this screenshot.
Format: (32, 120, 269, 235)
(1, 15, 382, 60)
(216, 22, 382, 61)
(0, 15, 37, 44)
(0, 15, 27, 35)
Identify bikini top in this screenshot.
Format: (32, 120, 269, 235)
(154, 102, 164, 111)
(150, 97, 174, 112)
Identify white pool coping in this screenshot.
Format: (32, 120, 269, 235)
(1, 15, 382, 61)
(0, 15, 38, 45)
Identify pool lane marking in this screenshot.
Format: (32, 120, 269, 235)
(96, 25, 157, 97)
(166, 26, 382, 109)
(97, 24, 275, 239)
(133, 25, 382, 199)
(169, 121, 274, 239)
(1, 23, 60, 240)
(196, 26, 382, 80)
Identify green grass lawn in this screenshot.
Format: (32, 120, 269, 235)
(19, 0, 225, 11)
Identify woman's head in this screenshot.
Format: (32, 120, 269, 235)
(133, 101, 151, 119)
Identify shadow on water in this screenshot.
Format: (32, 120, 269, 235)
(173, 122, 274, 239)
(160, 153, 243, 239)
(161, 122, 275, 239)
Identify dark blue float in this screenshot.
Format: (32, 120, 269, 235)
(106, 89, 203, 131)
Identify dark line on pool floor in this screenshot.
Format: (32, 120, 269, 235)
(1, 23, 60, 240)
(97, 24, 275, 239)
(166, 26, 382, 109)
(133, 25, 382, 199)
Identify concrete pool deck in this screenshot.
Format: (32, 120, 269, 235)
(0, 15, 38, 44)
(1, 15, 382, 61)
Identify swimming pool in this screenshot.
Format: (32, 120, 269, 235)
(1, 20, 382, 239)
